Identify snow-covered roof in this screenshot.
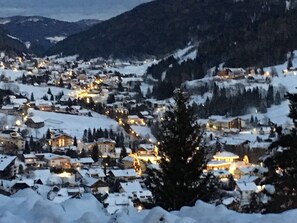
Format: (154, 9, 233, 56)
(28, 115, 44, 123)
(35, 99, 52, 106)
(81, 175, 100, 187)
(32, 169, 51, 185)
(11, 98, 27, 105)
(109, 169, 137, 178)
(23, 154, 37, 159)
(0, 155, 16, 171)
(128, 115, 141, 119)
(236, 182, 258, 192)
(120, 181, 152, 198)
(70, 157, 94, 164)
(222, 137, 249, 146)
(237, 175, 258, 183)
(208, 115, 239, 123)
(41, 153, 70, 161)
(138, 143, 154, 151)
(12, 179, 34, 187)
(122, 156, 134, 162)
(140, 111, 149, 116)
(96, 138, 116, 144)
(211, 169, 231, 177)
(104, 193, 133, 214)
(1, 105, 16, 110)
(225, 67, 246, 73)
(130, 125, 156, 143)
(78, 167, 105, 178)
(120, 181, 142, 193)
(238, 166, 255, 174)
(213, 151, 239, 159)
(207, 160, 230, 167)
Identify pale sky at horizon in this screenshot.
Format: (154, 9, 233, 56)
(0, 0, 151, 22)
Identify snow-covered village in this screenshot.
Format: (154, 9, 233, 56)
(1, 0, 297, 223)
(0, 46, 295, 222)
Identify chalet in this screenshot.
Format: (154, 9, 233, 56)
(217, 68, 246, 79)
(31, 169, 52, 185)
(247, 74, 267, 83)
(103, 193, 134, 214)
(95, 138, 116, 157)
(137, 144, 157, 156)
(70, 157, 94, 167)
(119, 181, 152, 202)
(25, 116, 44, 128)
(140, 111, 154, 125)
(76, 167, 108, 194)
(76, 167, 106, 182)
(108, 169, 138, 181)
(23, 153, 37, 166)
(83, 178, 109, 194)
(48, 131, 73, 148)
(11, 180, 34, 194)
(127, 115, 145, 126)
(0, 104, 20, 115)
(207, 115, 244, 130)
(121, 156, 135, 169)
(236, 181, 258, 206)
(10, 98, 28, 106)
(211, 169, 232, 180)
(0, 155, 17, 179)
(34, 99, 53, 111)
(40, 153, 71, 169)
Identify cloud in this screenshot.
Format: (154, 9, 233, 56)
(0, 0, 151, 21)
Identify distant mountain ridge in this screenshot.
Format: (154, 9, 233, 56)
(48, 0, 297, 68)
(0, 16, 100, 56)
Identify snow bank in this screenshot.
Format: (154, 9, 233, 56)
(0, 189, 297, 223)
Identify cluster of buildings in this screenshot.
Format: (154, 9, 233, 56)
(0, 52, 287, 211)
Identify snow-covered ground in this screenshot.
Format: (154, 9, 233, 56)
(0, 68, 24, 81)
(0, 82, 71, 99)
(1, 189, 297, 223)
(109, 60, 157, 76)
(28, 109, 120, 139)
(45, 36, 66, 44)
(173, 45, 197, 62)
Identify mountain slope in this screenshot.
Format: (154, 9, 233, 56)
(0, 27, 27, 55)
(48, 0, 296, 67)
(0, 16, 100, 56)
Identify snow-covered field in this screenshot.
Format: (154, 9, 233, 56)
(109, 60, 157, 76)
(0, 82, 71, 100)
(1, 189, 297, 223)
(28, 109, 121, 139)
(0, 68, 24, 81)
(45, 36, 66, 44)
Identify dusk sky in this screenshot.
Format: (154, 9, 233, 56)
(0, 0, 151, 22)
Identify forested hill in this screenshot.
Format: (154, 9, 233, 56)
(0, 28, 27, 56)
(49, 0, 297, 67)
(0, 16, 100, 56)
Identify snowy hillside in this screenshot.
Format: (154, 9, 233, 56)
(27, 109, 120, 139)
(0, 189, 297, 223)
